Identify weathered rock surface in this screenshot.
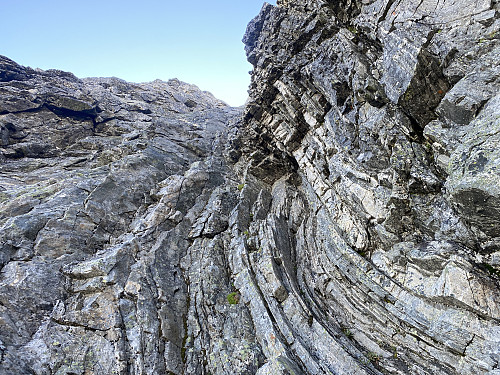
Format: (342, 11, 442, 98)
(0, 55, 255, 374)
(1, 0, 500, 374)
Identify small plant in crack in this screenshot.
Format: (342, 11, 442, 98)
(347, 25, 358, 34)
(237, 183, 245, 191)
(366, 351, 380, 364)
(227, 292, 240, 305)
(342, 327, 354, 339)
(391, 346, 398, 358)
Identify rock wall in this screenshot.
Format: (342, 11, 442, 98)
(1, 0, 500, 374)
(0, 55, 255, 374)
(238, 0, 500, 374)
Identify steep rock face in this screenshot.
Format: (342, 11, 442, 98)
(237, 0, 500, 374)
(0, 56, 262, 374)
(0, 0, 499, 374)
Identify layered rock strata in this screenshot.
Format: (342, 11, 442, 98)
(239, 0, 500, 374)
(1, 0, 500, 374)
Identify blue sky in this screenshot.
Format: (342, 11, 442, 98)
(0, 0, 276, 106)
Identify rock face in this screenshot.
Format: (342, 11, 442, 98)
(1, 0, 500, 374)
(0, 55, 251, 374)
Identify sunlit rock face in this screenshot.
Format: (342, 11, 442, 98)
(1, 0, 500, 374)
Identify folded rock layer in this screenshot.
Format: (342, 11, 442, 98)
(0, 0, 499, 374)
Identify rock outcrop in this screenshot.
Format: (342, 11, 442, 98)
(1, 0, 500, 374)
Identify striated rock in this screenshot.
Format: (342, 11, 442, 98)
(1, 0, 500, 374)
(237, 0, 500, 374)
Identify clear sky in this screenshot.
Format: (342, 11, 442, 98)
(0, 0, 276, 106)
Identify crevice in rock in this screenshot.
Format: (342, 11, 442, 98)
(44, 103, 97, 122)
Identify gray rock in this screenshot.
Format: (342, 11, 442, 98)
(1, 0, 500, 374)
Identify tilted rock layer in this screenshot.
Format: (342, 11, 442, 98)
(0, 0, 499, 374)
